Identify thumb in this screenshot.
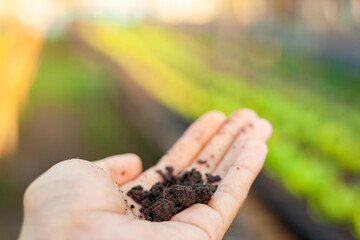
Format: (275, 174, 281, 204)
(94, 153, 143, 185)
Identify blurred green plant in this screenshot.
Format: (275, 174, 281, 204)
(76, 22, 360, 237)
(25, 38, 161, 164)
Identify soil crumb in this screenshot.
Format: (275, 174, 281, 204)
(197, 160, 207, 164)
(127, 166, 221, 222)
(205, 173, 221, 183)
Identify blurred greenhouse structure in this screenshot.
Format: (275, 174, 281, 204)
(1, 0, 360, 239)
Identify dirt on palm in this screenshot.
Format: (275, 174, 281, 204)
(127, 166, 221, 222)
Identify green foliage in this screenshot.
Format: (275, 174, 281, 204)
(26, 38, 160, 162)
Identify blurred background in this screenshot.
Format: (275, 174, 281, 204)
(1, 0, 360, 239)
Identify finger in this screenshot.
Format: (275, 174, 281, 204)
(123, 111, 226, 188)
(186, 109, 257, 175)
(94, 154, 142, 185)
(213, 118, 272, 177)
(208, 140, 268, 230)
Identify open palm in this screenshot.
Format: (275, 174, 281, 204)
(20, 109, 272, 240)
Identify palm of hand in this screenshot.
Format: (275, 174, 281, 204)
(20, 110, 272, 240)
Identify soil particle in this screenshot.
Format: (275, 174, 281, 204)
(127, 167, 221, 222)
(205, 173, 221, 183)
(197, 160, 207, 164)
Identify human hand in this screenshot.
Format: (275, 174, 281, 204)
(19, 109, 272, 240)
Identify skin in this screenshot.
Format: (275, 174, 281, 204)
(19, 109, 272, 240)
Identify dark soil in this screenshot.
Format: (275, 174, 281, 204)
(197, 159, 207, 164)
(205, 173, 221, 183)
(127, 166, 221, 222)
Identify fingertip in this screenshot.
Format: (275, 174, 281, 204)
(97, 153, 141, 166)
(120, 153, 142, 164)
(258, 118, 273, 136)
(122, 153, 143, 174)
(230, 108, 258, 119)
(203, 110, 227, 122)
(184, 110, 226, 137)
(94, 154, 143, 184)
(247, 118, 273, 142)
